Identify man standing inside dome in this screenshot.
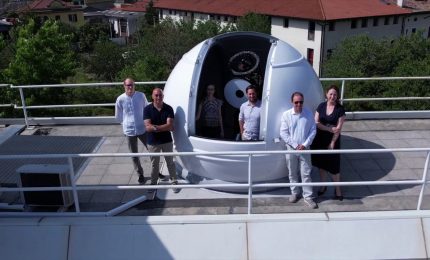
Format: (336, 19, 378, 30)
(239, 85, 261, 141)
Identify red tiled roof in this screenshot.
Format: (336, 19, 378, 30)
(112, 0, 150, 12)
(321, 0, 411, 20)
(153, 0, 412, 21)
(386, 0, 430, 11)
(28, 0, 75, 10)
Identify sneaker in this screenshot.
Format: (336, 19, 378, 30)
(172, 181, 180, 193)
(138, 175, 145, 185)
(304, 198, 318, 209)
(289, 194, 299, 203)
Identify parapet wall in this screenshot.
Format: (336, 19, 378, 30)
(1, 211, 430, 259)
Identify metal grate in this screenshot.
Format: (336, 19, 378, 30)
(0, 136, 102, 186)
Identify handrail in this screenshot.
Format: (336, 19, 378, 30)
(0, 84, 14, 108)
(10, 81, 167, 89)
(2, 76, 430, 128)
(0, 147, 429, 217)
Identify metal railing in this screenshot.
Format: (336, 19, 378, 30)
(0, 76, 429, 127)
(9, 81, 166, 127)
(0, 147, 429, 217)
(0, 84, 14, 108)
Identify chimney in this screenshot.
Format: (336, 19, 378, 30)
(397, 0, 404, 7)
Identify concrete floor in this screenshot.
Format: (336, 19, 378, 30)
(6, 119, 430, 215)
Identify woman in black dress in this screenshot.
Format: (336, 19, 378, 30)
(311, 85, 346, 200)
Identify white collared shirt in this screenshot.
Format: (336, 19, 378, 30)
(115, 91, 148, 136)
(280, 107, 316, 149)
(239, 100, 262, 140)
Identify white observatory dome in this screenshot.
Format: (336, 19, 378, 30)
(163, 32, 324, 191)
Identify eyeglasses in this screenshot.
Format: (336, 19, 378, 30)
(154, 94, 163, 97)
(294, 101, 304, 105)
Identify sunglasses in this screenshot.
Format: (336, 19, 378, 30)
(294, 101, 304, 104)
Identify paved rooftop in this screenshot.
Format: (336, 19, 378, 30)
(2, 119, 430, 215)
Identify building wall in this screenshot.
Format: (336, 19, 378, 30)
(160, 9, 236, 26)
(271, 17, 323, 75)
(36, 11, 85, 26)
(159, 9, 430, 76)
(322, 16, 404, 58)
(404, 13, 430, 37)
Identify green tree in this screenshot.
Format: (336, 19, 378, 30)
(85, 41, 125, 81)
(236, 12, 271, 34)
(144, 0, 159, 26)
(124, 18, 232, 82)
(5, 19, 76, 85)
(322, 34, 430, 111)
(78, 22, 110, 52)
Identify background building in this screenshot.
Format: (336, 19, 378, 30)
(154, 0, 430, 75)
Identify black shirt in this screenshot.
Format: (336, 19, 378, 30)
(144, 103, 175, 145)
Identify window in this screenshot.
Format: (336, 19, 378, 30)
(393, 16, 399, 24)
(373, 17, 378, 27)
(55, 15, 60, 20)
(120, 18, 127, 36)
(223, 16, 228, 22)
(307, 48, 314, 66)
(327, 49, 333, 58)
(210, 14, 214, 20)
(68, 14, 77, 23)
(169, 9, 172, 15)
(328, 21, 335, 31)
(283, 18, 289, 28)
(351, 19, 357, 29)
(308, 21, 315, 41)
(384, 16, 390, 25)
(414, 17, 418, 21)
(361, 18, 367, 28)
(43, 16, 49, 21)
(428, 27, 430, 38)
(412, 28, 416, 33)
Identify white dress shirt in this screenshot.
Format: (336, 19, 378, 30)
(115, 91, 148, 136)
(280, 107, 316, 149)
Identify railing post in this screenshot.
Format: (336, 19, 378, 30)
(68, 156, 81, 213)
(17, 86, 30, 128)
(417, 151, 430, 210)
(340, 80, 345, 105)
(247, 154, 253, 215)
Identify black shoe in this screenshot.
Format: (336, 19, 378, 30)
(334, 190, 343, 201)
(138, 175, 145, 185)
(172, 181, 180, 193)
(317, 186, 327, 196)
(159, 173, 167, 180)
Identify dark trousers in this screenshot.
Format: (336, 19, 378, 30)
(127, 133, 147, 175)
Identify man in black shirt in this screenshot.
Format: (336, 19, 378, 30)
(144, 88, 179, 193)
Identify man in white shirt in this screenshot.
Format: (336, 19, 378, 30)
(239, 85, 261, 141)
(280, 92, 317, 209)
(115, 78, 149, 184)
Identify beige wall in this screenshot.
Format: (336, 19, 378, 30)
(36, 10, 85, 26)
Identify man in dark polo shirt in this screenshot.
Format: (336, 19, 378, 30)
(144, 88, 179, 193)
